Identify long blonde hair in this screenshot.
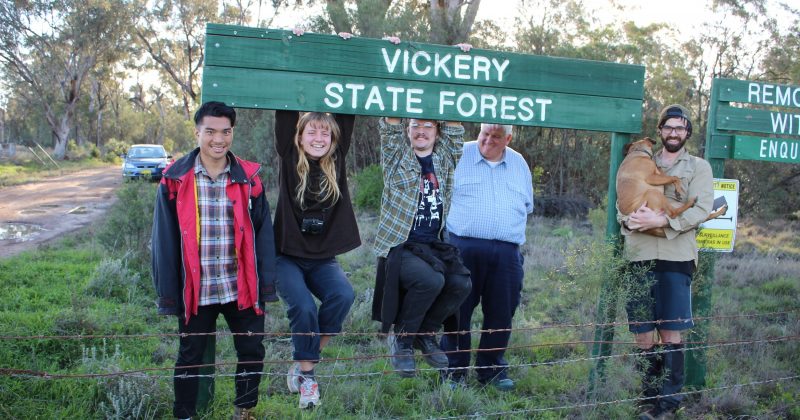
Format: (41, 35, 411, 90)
(294, 112, 341, 209)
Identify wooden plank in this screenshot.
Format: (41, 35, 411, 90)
(733, 135, 800, 164)
(716, 105, 800, 137)
(201, 66, 642, 133)
(707, 134, 734, 159)
(716, 78, 800, 110)
(204, 24, 645, 100)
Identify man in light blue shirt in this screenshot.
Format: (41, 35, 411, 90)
(441, 123, 533, 391)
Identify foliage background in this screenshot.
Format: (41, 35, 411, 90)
(0, 1, 799, 417)
(1, 0, 798, 217)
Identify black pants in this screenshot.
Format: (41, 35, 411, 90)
(395, 248, 471, 337)
(173, 302, 265, 418)
(441, 235, 524, 382)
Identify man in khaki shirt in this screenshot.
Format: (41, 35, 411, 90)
(618, 104, 714, 419)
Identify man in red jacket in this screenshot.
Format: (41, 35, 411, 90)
(151, 101, 277, 420)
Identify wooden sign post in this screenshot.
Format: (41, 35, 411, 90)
(693, 78, 800, 387)
(201, 23, 646, 404)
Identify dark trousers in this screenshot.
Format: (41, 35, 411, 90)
(441, 235, 524, 382)
(173, 302, 265, 418)
(275, 255, 355, 361)
(395, 248, 471, 339)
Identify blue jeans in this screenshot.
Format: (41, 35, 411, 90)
(626, 269, 694, 333)
(275, 255, 355, 361)
(441, 235, 524, 382)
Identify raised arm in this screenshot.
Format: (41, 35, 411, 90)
(378, 117, 407, 174)
(275, 110, 300, 157)
(334, 113, 356, 155)
(437, 121, 465, 165)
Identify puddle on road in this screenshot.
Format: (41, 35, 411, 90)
(19, 209, 46, 215)
(0, 222, 43, 241)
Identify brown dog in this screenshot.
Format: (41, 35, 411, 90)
(616, 137, 696, 237)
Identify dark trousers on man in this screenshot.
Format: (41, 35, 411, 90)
(395, 248, 472, 341)
(441, 234, 524, 383)
(173, 302, 265, 418)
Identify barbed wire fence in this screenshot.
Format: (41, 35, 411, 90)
(1, 309, 798, 417)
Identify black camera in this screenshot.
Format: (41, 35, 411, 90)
(300, 218, 325, 235)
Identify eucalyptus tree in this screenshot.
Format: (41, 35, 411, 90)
(317, 0, 480, 43)
(725, 3, 800, 217)
(508, 0, 700, 210)
(132, 0, 218, 119)
(0, 0, 135, 159)
(681, 0, 777, 144)
(132, 0, 294, 120)
(761, 4, 800, 85)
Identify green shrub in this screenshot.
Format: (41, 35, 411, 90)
(81, 341, 169, 419)
(85, 258, 142, 303)
(353, 164, 383, 211)
(103, 138, 130, 163)
(97, 181, 158, 271)
(66, 140, 100, 160)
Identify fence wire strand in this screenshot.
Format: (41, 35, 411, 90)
(434, 375, 800, 419)
(1, 334, 796, 380)
(0, 308, 795, 341)
(2, 306, 796, 417)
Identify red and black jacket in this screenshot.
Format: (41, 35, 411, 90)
(151, 148, 277, 323)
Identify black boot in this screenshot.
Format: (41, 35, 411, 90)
(639, 343, 684, 420)
(635, 346, 663, 408)
(659, 343, 685, 411)
(414, 333, 448, 368)
(389, 334, 416, 377)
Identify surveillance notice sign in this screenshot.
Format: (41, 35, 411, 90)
(697, 179, 739, 252)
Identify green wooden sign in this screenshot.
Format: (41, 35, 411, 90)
(716, 78, 800, 109)
(734, 135, 800, 163)
(205, 66, 641, 132)
(708, 78, 800, 163)
(716, 105, 800, 136)
(202, 24, 645, 132)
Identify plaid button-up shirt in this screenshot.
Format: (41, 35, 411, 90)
(373, 119, 464, 257)
(194, 156, 238, 306)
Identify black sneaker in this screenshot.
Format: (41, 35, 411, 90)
(388, 334, 416, 377)
(413, 335, 448, 368)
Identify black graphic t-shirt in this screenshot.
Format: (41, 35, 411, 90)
(407, 154, 442, 243)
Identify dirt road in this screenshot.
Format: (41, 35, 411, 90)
(0, 166, 122, 259)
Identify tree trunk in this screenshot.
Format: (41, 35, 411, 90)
(428, 0, 481, 45)
(96, 110, 103, 147)
(53, 117, 70, 159)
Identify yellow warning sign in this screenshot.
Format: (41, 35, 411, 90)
(713, 180, 737, 191)
(697, 228, 734, 251)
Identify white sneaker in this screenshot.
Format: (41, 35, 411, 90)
(287, 362, 301, 393)
(298, 376, 320, 409)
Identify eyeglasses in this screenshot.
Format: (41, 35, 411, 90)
(660, 125, 687, 135)
(409, 122, 436, 128)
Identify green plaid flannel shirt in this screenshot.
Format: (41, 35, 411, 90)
(373, 118, 465, 257)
